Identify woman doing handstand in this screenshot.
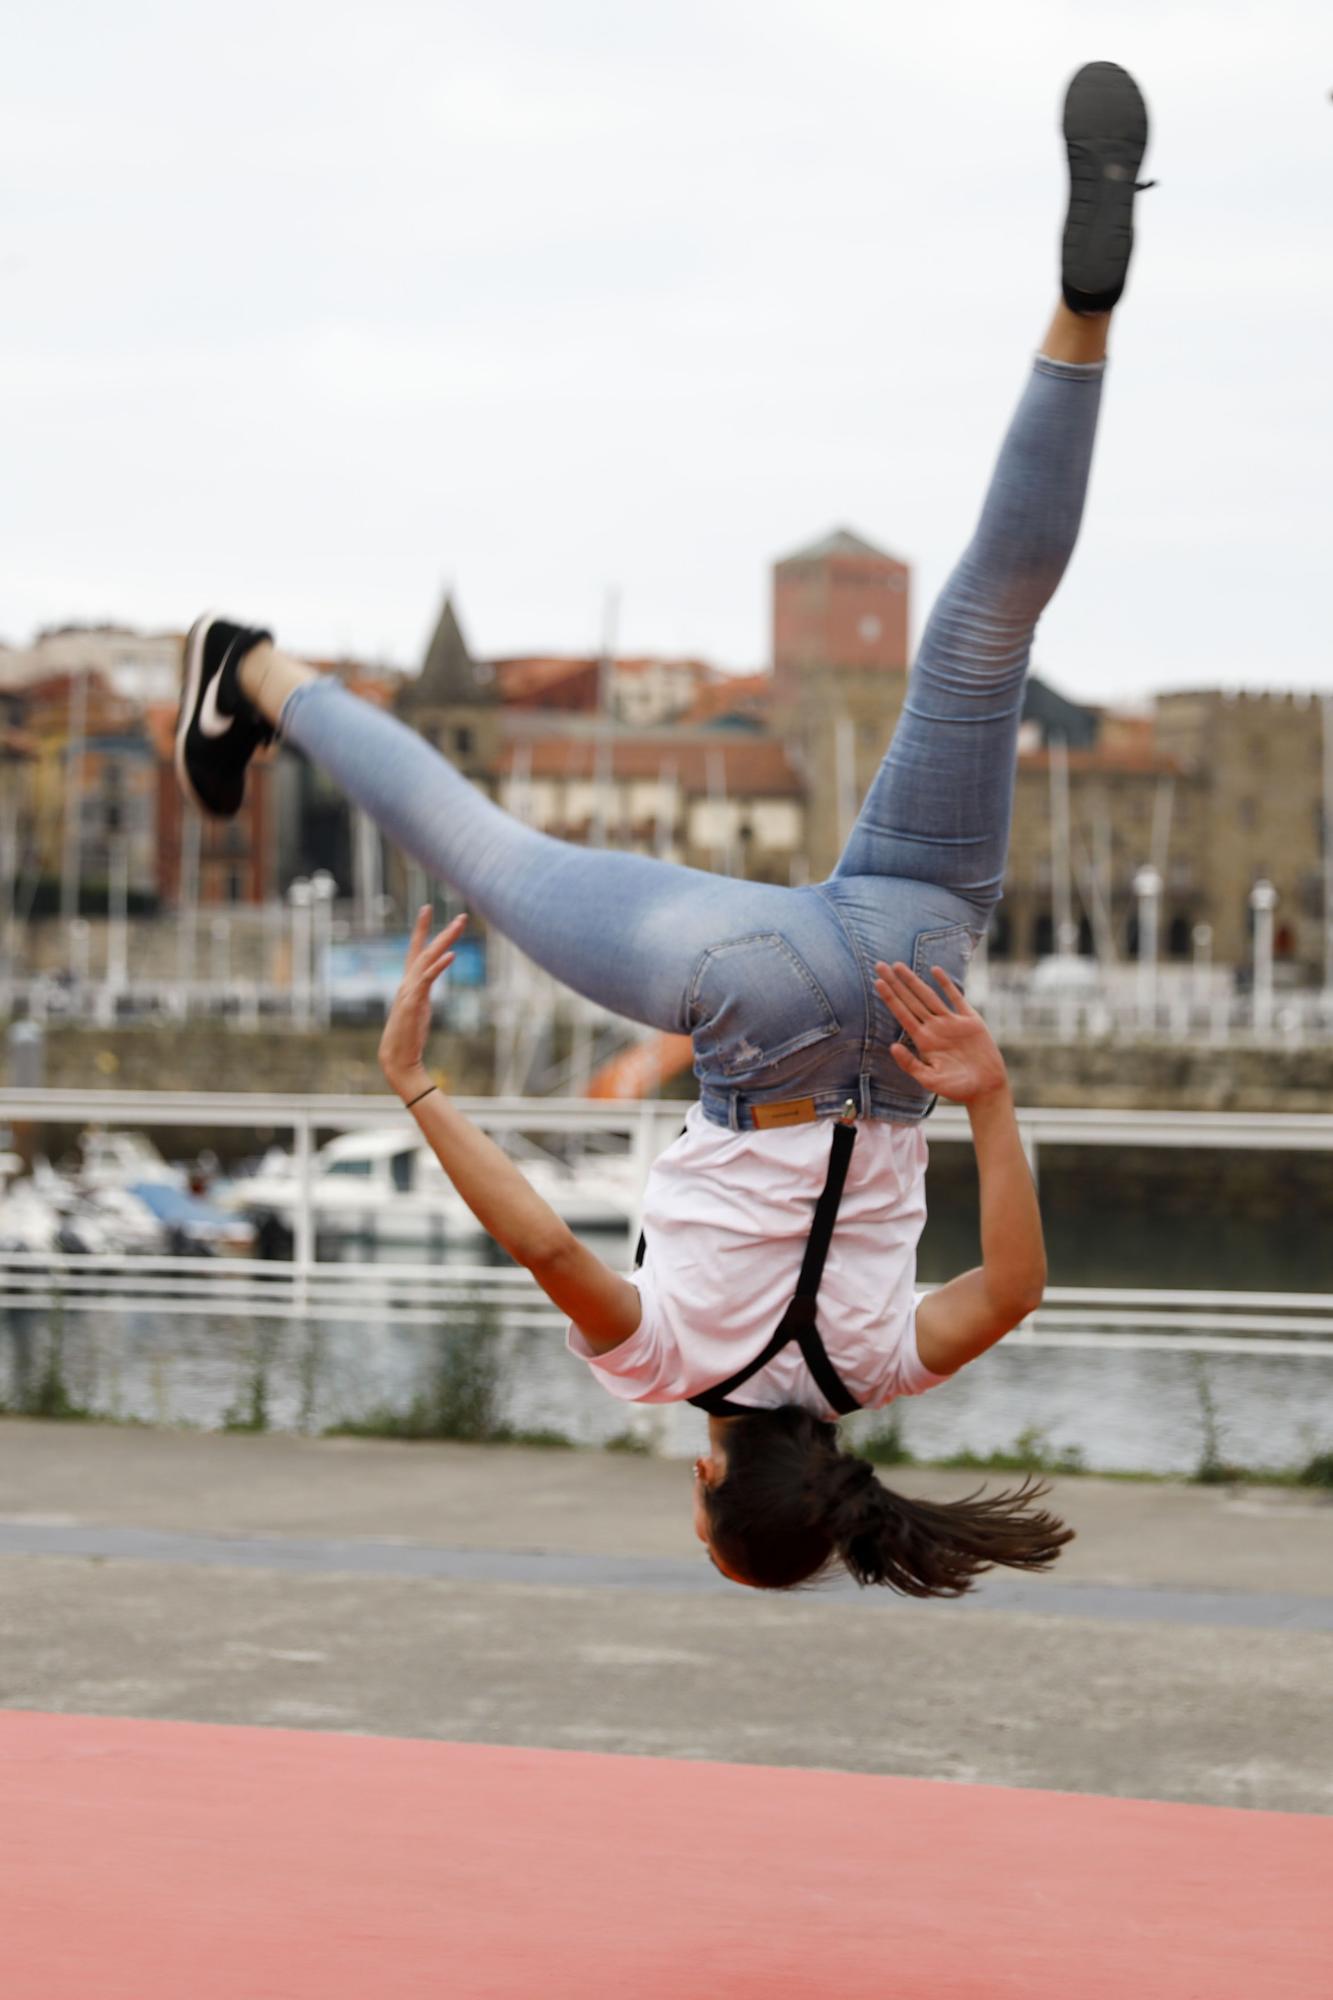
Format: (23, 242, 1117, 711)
(176, 61, 1153, 1594)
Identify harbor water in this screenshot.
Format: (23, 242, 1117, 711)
(3, 1133, 1331, 1476)
(2, 1305, 1330, 1478)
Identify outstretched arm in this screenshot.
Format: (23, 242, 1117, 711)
(874, 960, 1046, 1377)
(381, 910, 642, 1355)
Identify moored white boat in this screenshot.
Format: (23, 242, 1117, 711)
(223, 1126, 638, 1244)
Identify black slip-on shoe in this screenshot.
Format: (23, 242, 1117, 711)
(176, 614, 275, 818)
(1061, 61, 1154, 316)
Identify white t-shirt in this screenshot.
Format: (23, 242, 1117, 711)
(565, 1103, 948, 1418)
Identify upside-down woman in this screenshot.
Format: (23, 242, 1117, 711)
(176, 61, 1152, 1593)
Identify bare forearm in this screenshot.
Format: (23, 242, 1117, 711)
(397, 1069, 571, 1269)
(878, 961, 1045, 1375)
(968, 1086, 1046, 1317)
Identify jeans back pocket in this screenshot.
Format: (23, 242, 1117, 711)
(878, 921, 977, 1114)
(910, 922, 975, 996)
(688, 932, 841, 1082)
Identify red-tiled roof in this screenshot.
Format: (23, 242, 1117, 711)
(500, 735, 802, 796)
(681, 673, 773, 726)
(494, 658, 601, 704)
(605, 656, 714, 679)
(776, 527, 905, 567)
(493, 654, 715, 692)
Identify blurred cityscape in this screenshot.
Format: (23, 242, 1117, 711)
(4, 526, 1332, 1070)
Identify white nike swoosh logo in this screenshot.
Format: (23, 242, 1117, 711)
(198, 661, 235, 740)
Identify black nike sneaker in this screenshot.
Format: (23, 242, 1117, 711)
(1061, 61, 1153, 316)
(175, 614, 275, 818)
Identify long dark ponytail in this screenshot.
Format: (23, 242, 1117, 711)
(703, 1406, 1073, 1595)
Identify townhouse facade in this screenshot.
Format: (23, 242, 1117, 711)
(4, 549, 1330, 979)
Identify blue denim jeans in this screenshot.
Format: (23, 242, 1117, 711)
(282, 355, 1104, 1128)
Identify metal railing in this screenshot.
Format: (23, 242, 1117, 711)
(2, 1088, 1332, 1357)
(7, 962, 1333, 1044)
(7, 956, 1328, 1048)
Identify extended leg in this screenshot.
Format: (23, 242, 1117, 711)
(236, 655, 793, 1033)
(833, 59, 1150, 921)
(832, 312, 1106, 916)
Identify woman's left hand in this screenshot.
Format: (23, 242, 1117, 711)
(378, 907, 468, 1098)
(874, 960, 1008, 1105)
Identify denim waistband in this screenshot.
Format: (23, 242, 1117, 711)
(697, 1075, 937, 1132)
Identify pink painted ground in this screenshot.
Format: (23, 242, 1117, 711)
(2, 1710, 1328, 1999)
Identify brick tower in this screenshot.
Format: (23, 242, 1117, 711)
(772, 528, 911, 877)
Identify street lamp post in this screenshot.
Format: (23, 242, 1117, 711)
(176, 810, 201, 1018)
(1249, 878, 1278, 1039)
(107, 835, 130, 995)
(210, 916, 232, 995)
(69, 916, 91, 1006)
(310, 871, 336, 1027)
(1132, 864, 1162, 1033)
(288, 877, 313, 1029)
(1049, 734, 1078, 957)
(59, 668, 88, 931)
(968, 926, 990, 1010)
(1322, 693, 1333, 1007)
(354, 811, 383, 934)
(0, 788, 18, 999)
(1190, 922, 1212, 1011)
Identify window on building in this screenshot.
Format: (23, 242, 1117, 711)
(1032, 913, 1054, 957)
(1167, 915, 1192, 959)
(455, 726, 474, 757)
(987, 910, 1011, 959)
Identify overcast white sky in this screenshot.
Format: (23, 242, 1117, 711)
(3, 1, 1329, 703)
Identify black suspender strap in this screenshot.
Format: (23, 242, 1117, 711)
(688, 1121, 862, 1419)
(791, 1121, 856, 1297)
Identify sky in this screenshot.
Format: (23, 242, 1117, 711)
(3, 0, 1329, 705)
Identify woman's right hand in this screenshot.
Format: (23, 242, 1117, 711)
(873, 959, 1008, 1105)
(378, 906, 468, 1099)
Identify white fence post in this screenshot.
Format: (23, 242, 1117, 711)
(293, 1108, 314, 1313)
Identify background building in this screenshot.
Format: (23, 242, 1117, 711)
(1154, 691, 1327, 970)
(771, 528, 912, 879)
(4, 558, 1331, 985)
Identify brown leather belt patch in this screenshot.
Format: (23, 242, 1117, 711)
(751, 1096, 818, 1129)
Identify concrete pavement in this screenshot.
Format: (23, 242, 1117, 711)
(2, 1418, 1329, 1813)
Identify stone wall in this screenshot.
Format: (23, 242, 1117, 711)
(29, 1023, 495, 1099)
(998, 1036, 1333, 1114)
(15, 1021, 1333, 1112)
